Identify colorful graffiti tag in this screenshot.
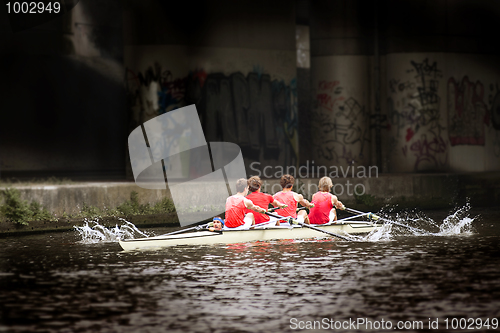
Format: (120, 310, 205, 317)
(126, 64, 298, 168)
(447, 76, 489, 146)
(312, 80, 369, 166)
(388, 58, 448, 171)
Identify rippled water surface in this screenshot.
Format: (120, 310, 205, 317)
(1, 207, 500, 332)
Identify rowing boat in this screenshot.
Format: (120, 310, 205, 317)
(118, 221, 383, 250)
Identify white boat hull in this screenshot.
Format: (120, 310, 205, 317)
(119, 222, 382, 250)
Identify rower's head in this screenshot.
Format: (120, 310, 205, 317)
(247, 176, 262, 192)
(280, 174, 294, 191)
(212, 216, 224, 230)
(318, 176, 333, 192)
(235, 178, 249, 195)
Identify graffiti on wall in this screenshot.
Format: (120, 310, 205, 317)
(125, 63, 192, 122)
(126, 64, 298, 167)
(488, 83, 500, 157)
(388, 58, 448, 170)
(447, 77, 489, 146)
(490, 84, 500, 131)
(312, 80, 369, 165)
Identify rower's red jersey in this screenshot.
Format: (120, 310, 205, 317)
(273, 191, 297, 218)
(245, 192, 273, 224)
(225, 195, 247, 228)
(309, 192, 334, 224)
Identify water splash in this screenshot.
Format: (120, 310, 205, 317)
(74, 218, 149, 244)
(346, 203, 476, 242)
(438, 202, 475, 236)
(344, 223, 393, 242)
(364, 223, 393, 241)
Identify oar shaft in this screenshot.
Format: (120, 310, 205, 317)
(243, 216, 289, 230)
(343, 207, 433, 235)
(266, 211, 289, 220)
(266, 212, 354, 241)
(297, 221, 354, 241)
(164, 224, 207, 236)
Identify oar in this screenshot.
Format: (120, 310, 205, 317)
(243, 216, 290, 230)
(342, 207, 436, 235)
(163, 222, 210, 236)
(265, 211, 356, 241)
(325, 213, 375, 225)
(268, 205, 288, 213)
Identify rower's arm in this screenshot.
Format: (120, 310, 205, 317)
(271, 199, 286, 208)
(332, 195, 344, 209)
(296, 193, 314, 208)
(244, 198, 266, 214)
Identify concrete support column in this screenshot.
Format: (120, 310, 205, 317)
(383, 0, 500, 172)
(385, 54, 449, 172)
(309, 0, 372, 170)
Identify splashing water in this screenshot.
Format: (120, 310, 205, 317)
(74, 218, 150, 244)
(364, 223, 393, 241)
(345, 203, 476, 242)
(344, 223, 393, 242)
(74, 204, 476, 245)
(438, 202, 475, 236)
(383, 203, 474, 238)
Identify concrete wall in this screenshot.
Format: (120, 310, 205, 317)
(309, 0, 373, 170)
(309, 0, 500, 174)
(296, 24, 312, 166)
(311, 56, 371, 168)
(124, 0, 299, 176)
(0, 183, 168, 216)
(1, 0, 499, 183)
(2, 172, 499, 220)
(386, 54, 500, 172)
(0, 0, 127, 179)
(381, 0, 500, 172)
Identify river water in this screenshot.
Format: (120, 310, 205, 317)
(1, 206, 499, 332)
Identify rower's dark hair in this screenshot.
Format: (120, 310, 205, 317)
(247, 176, 261, 192)
(235, 178, 248, 193)
(280, 174, 294, 189)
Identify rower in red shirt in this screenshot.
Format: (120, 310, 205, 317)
(309, 176, 345, 224)
(273, 174, 314, 225)
(245, 176, 287, 226)
(224, 178, 267, 230)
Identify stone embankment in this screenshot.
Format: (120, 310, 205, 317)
(0, 172, 499, 235)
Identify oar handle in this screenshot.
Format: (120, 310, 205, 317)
(266, 211, 289, 220)
(265, 211, 354, 241)
(268, 205, 288, 213)
(268, 206, 307, 214)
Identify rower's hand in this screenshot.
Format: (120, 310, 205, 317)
(309, 203, 315, 208)
(280, 204, 288, 209)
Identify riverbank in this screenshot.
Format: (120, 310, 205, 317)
(0, 172, 499, 235)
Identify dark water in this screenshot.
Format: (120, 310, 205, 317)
(1, 207, 500, 333)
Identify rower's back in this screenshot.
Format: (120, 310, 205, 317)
(273, 191, 297, 218)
